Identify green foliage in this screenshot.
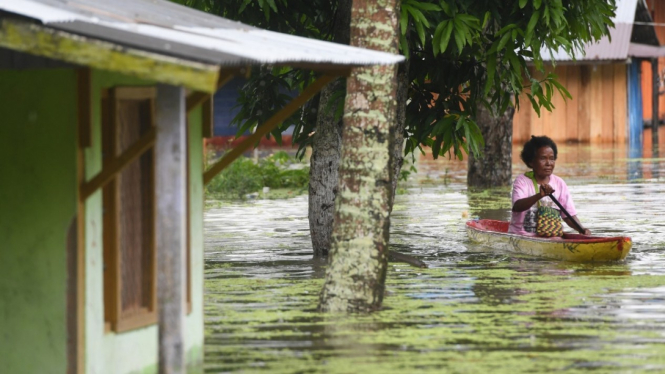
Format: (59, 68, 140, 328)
(399, 0, 615, 160)
(206, 157, 262, 199)
(173, 0, 615, 161)
(206, 151, 310, 199)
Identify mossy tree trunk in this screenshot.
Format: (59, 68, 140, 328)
(309, 0, 352, 257)
(319, 0, 400, 313)
(389, 58, 409, 210)
(467, 100, 515, 188)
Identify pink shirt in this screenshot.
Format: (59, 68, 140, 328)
(508, 173, 577, 235)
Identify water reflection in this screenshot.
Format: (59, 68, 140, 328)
(204, 143, 665, 373)
(628, 139, 644, 181)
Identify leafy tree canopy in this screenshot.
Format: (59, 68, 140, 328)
(173, 0, 615, 159)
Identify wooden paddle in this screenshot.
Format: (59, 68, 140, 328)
(548, 193, 586, 234)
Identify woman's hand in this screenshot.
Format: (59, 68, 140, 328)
(581, 228, 591, 235)
(538, 183, 554, 198)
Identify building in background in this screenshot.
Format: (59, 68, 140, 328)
(513, 0, 665, 155)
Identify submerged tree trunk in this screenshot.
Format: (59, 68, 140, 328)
(319, 0, 399, 313)
(467, 101, 515, 188)
(309, 0, 352, 257)
(389, 58, 409, 210)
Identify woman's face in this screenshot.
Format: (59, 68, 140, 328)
(531, 146, 556, 178)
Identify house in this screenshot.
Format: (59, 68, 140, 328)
(512, 0, 665, 155)
(0, 1, 402, 373)
(206, 76, 299, 151)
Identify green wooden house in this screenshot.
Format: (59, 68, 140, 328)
(0, 1, 402, 373)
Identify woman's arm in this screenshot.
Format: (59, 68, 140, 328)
(512, 194, 542, 212)
(512, 183, 554, 212)
(563, 215, 591, 235)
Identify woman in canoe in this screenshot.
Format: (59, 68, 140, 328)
(508, 135, 591, 236)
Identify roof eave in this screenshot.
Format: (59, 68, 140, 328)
(0, 17, 221, 92)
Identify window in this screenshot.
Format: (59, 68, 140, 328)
(101, 86, 193, 333)
(102, 87, 157, 332)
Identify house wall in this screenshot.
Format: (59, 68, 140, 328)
(513, 64, 628, 144)
(84, 70, 205, 374)
(639, 59, 665, 123)
(0, 69, 77, 374)
(640, 0, 665, 150)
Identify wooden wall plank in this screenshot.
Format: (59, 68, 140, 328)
(541, 95, 552, 138)
(512, 96, 531, 144)
(512, 63, 629, 144)
(652, 58, 661, 154)
(551, 65, 566, 142)
(589, 65, 603, 142)
(521, 99, 532, 142)
(565, 65, 581, 142)
(642, 59, 654, 121)
(614, 64, 628, 143)
(533, 101, 544, 138)
(601, 65, 615, 142)
(578, 65, 591, 142)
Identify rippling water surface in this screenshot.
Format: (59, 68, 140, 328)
(203, 144, 665, 373)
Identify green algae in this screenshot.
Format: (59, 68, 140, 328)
(204, 263, 665, 373)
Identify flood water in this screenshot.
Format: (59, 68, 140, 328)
(203, 144, 665, 373)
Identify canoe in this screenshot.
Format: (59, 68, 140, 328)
(466, 219, 632, 262)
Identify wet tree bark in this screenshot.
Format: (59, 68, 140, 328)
(467, 100, 515, 188)
(309, 0, 352, 257)
(319, 0, 399, 313)
(389, 59, 409, 210)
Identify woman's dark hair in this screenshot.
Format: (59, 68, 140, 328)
(520, 135, 558, 167)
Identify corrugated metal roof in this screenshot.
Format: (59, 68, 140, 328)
(543, 0, 663, 62)
(0, 0, 404, 67)
(545, 23, 633, 62)
(615, 0, 639, 23)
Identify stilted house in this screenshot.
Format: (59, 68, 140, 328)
(0, 1, 402, 373)
(512, 0, 665, 153)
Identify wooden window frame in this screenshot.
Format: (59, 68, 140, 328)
(101, 86, 193, 333)
(102, 86, 157, 333)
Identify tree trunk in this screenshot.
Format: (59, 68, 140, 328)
(467, 101, 515, 188)
(389, 58, 409, 210)
(319, 0, 399, 313)
(308, 0, 352, 257)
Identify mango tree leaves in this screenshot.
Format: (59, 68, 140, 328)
(175, 0, 616, 162)
(399, 0, 615, 160)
